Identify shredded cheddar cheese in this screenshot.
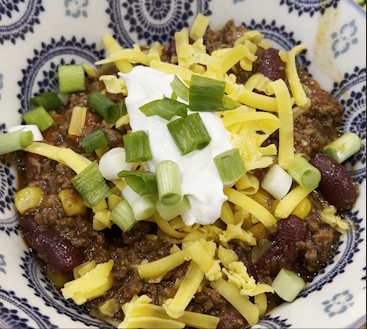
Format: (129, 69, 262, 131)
(121, 295, 219, 329)
(224, 187, 277, 228)
(62, 260, 114, 305)
(285, 44, 309, 108)
(268, 79, 295, 169)
(275, 185, 314, 219)
(223, 262, 274, 296)
(319, 205, 349, 234)
(163, 261, 205, 319)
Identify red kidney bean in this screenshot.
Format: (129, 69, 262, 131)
(21, 215, 83, 273)
(256, 215, 307, 277)
(309, 154, 357, 211)
(261, 48, 286, 82)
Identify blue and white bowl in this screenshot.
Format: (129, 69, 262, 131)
(0, 0, 365, 328)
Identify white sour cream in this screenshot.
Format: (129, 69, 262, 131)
(120, 66, 233, 226)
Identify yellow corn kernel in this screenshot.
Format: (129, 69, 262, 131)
(252, 189, 272, 206)
(248, 223, 268, 241)
(15, 187, 44, 215)
(291, 197, 312, 220)
(58, 190, 87, 217)
(99, 298, 119, 317)
(108, 194, 123, 212)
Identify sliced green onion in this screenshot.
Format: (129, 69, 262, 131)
(272, 268, 306, 303)
(30, 92, 63, 110)
(122, 185, 140, 205)
(222, 95, 241, 110)
(81, 128, 109, 154)
(0, 129, 34, 155)
(139, 97, 188, 121)
(121, 98, 128, 116)
(168, 113, 211, 155)
(287, 156, 321, 190)
(87, 92, 121, 124)
(99, 147, 133, 181)
(189, 75, 240, 112)
(214, 149, 247, 183)
(156, 195, 191, 221)
(72, 161, 113, 207)
(171, 91, 178, 101)
(57, 92, 71, 106)
(110, 200, 137, 232)
(170, 75, 190, 102)
(123, 130, 152, 163)
(132, 195, 157, 221)
(118, 171, 158, 196)
(156, 160, 182, 205)
(189, 75, 226, 112)
(58, 64, 85, 94)
(322, 133, 363, 163)
(22, 106, 55, 132)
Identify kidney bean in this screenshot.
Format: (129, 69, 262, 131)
(21, 215, 83, 273)
(261, 48, 286, 82)
(234, 248, 259, 281)
(309, 154, 357, 211)
(256, 215, 307, 277)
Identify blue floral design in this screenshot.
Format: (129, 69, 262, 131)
(106, 0, 212, 47)
(322, 290, 354, 318)
(331, 67, 366, 184)
(0, 0, 44, 45)
(17, 36, 105, 115)
(0, 254, 6, 274)
(65, 0, 88, 18)
(256, 315, 292, 328)
(0, 73, 3, 101)
(0, 286, 57, 329)
(331, 20, 358, 58)
(280, 0, 340, 17)
(0, 300, 31, 329)
(0, 0, 25, 22)
(243, 19, 311, 74)
(19, 251, 112, 328)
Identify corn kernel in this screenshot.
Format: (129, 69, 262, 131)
(291, 197, 312, 220)
(99, 298, 119, 317)
(248, 223, 268, 241)
(58, 189, 87, 217)
(108, 194, 123, 212)
(15, 186, 44, 215)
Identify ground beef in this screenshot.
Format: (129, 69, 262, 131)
(13, 20, 355, 329)
(205, 20, 248, 54)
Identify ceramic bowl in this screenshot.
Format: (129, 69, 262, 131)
(0, 0, 365, 328)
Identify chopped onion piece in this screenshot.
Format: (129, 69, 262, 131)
(8, 125, 43, 142)
(262, 164, 293, 200)
(122, 185, 140, 206)
(132, 195, 157, 221)
(99, 148, 133, 181)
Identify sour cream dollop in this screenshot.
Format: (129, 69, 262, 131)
(120, 66, 233, 226)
